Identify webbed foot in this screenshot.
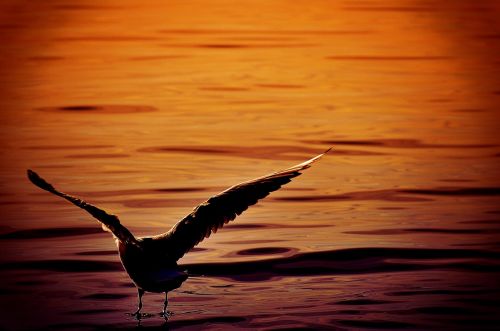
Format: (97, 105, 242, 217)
(160, 310, 174, 320)
(126, 311, 153, 320)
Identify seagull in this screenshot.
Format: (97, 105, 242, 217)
(26, 148, 330, 318)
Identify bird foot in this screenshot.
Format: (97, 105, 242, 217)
(126, 312, 153, 320)
(160, 310, 174, 319)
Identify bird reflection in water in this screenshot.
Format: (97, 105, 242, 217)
(27, 149, 330, 319)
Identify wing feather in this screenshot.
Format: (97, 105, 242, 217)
(27, 170, 139, 247)
(154, 149, 331, 261)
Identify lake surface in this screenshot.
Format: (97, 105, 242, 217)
(1, 0, 500, 330)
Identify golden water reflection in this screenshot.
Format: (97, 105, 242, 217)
(0, 0, 499, 329)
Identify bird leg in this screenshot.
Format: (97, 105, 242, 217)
(161, 292, 171, 319)
(131, 288, 145, 318)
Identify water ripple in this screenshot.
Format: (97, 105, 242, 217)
(305, 138, 497, 149)
(137, 145, 381, 160)
(3, 248, 496, 280)
(37, 105, 157, 114)
(0, 227, 103, 240)
(275, 187, 500, 203)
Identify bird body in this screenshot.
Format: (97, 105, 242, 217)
(117, 238, 188, 293)
(27, 149, 330, 317)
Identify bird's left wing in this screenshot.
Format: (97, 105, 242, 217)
(27, 170, 139, 247)
(153, 149, 331, 261)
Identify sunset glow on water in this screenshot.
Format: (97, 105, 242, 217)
(1, 1, 500, 330)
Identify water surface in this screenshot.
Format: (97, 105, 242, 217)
(1, 0, 500, 330)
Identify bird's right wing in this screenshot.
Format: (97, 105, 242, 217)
(27, 170, 139, 247)
(153, 149, 330, 261)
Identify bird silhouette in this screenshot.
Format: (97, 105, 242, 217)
(26, 149, 330, 318)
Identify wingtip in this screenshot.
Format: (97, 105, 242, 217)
(285, 147, 332, 172)
(309, 146, 332, 164)
(312, 146, 333, 161)
(27, 169, 37, 182)
(27, 169, 54, 191)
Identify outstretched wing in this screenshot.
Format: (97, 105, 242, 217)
(27, 170, 139, 247)
(153, 149, 331, 261)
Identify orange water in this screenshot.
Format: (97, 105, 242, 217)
(1, 1, 500, 329)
